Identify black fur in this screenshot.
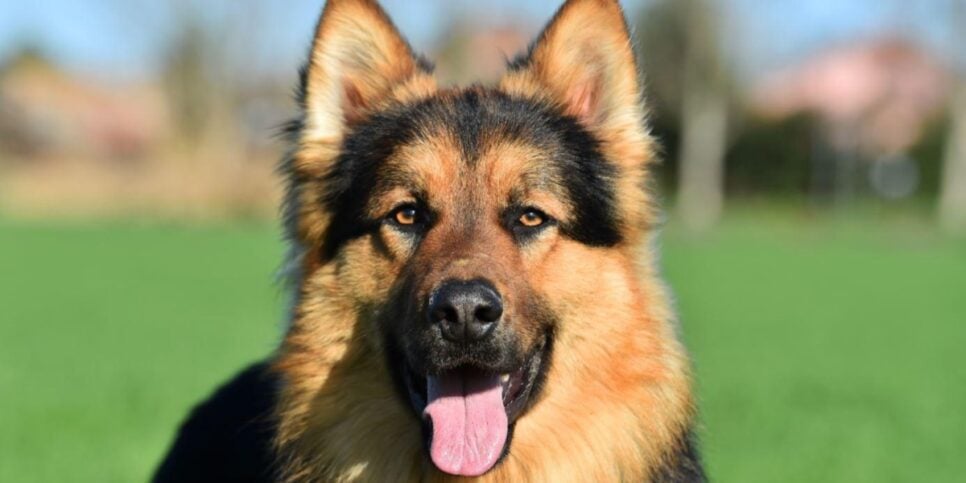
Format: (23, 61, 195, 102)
(152, 362, 280, 483)
(652, 431, 708, 483)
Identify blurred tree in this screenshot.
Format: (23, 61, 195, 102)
(637, 0, 732, 231)
(911, 116, 950, 198)
(938, 1, 966, 233)
(725, 114, 815, 198)
(0, 47, 50, 158)
(158, 0, 271, 152)
(434, 18, 475, 85)
(635, 1, 687, 123)
(162, 13, 212, 147)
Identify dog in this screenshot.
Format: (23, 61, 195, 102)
(154, 0, 704, 481)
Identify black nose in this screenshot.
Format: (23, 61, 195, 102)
(428, 279, 503, 343)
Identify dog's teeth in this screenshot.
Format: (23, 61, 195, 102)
(501, 374, 510, 383)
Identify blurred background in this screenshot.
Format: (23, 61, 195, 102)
(1, 0, 964, 481)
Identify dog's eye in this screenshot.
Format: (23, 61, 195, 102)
(389, 204, 425, 228)
(517, 209, 547, 228)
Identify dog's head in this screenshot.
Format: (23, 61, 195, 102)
(281, 0, 656, 477)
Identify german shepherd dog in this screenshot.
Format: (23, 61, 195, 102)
(155, 0, 704, 481)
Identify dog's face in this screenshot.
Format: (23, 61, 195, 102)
(282, 0, 655, 477)
(336, 90, 624, 475)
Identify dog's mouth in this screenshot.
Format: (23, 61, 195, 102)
(402, 336, 549, 477)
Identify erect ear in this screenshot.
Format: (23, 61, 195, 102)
(300, 0, 433, 154)
(501, 0, 648, 154)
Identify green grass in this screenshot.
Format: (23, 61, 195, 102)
(0, 220, 282, 482)
(1, 214, 964, 482)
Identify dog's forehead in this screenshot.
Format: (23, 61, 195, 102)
(386, 129, 556, 194)
(377, 89, 567, 193)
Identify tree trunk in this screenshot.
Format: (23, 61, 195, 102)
(939, 84, 966, 234)
(677, 86, 728, 232)
(675, 0, 728, 232)
(938, 0, 966, 233)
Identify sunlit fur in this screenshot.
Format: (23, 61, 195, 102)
(272, 0, 698, 481)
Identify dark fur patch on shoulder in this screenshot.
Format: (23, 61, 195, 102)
(152, 362, 280, 483)
(651, 431, 707, 483)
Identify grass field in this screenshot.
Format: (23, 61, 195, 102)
(2, 214, 964, 482)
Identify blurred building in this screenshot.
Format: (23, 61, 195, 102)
(0, 51, 168, 162)
(751, 38, 952, 157)
(0, 50, 281, 219)
(750, 38, 953, 200)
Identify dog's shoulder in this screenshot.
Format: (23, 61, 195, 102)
(651, 431, 707, 483)
(152, 361, 280, 483)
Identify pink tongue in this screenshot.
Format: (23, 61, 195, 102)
(423, 370, 508, 476)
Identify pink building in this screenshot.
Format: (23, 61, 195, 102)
(751, 38, 952, 156)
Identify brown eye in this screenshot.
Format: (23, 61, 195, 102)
(394, 206, 418, 225)
(518, 209, 545, 228)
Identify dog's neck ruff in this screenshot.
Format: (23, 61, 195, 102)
(272, 304, 694, 482)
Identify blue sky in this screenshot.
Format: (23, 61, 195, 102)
(0, 0, 958, 82)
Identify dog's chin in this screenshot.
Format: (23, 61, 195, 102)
(401, 334, 550, 477)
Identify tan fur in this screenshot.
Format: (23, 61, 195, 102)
(273, 1, 695, 481)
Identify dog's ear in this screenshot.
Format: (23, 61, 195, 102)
(502, 0, 655, 229)
(299, 0, 432, 161)
(501, 0, 648, 159)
